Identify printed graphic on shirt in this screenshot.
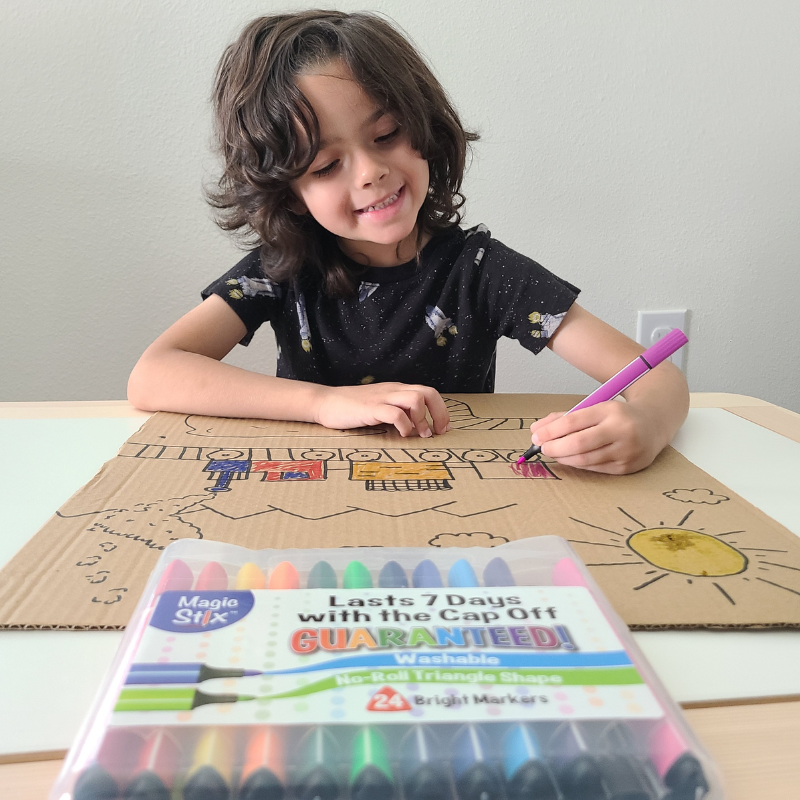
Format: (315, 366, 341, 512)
(358, 282, 380, 302)
(465, 223, 489, 239)
(296, 293, 312, 352)
(225, 276, 280, 300)
(528, 311, 566, 339)
(425, 305, 458, 347)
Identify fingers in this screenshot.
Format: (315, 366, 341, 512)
(384, 385, 449, 438)
(529, 412, 565, 444)
(420, 386, 450, 435)
(530, 408, 605, 455)
(388, 392, 431, 437)
(372, 403, 416, 437)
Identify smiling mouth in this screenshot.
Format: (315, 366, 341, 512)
(357, 186, 403, 214)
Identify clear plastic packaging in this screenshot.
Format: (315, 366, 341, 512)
(51, 536, 722, 799)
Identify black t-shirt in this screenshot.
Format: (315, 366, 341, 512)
(201, 224, 579, 392)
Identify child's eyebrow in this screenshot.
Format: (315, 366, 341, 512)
(319, 107, 389, 150)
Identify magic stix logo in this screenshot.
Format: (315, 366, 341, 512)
(150, 591, 255, 632)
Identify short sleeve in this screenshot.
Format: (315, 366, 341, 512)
(201, 250, 283, 346)
(477, 236, 580, 355)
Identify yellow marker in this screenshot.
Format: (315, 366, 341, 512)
(236, 562, 267, 589)
(183, 728, 233, 800)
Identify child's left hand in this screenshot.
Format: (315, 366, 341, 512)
(528, 401, 665, 475)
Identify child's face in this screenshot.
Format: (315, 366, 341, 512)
(291, 61, 430, 267)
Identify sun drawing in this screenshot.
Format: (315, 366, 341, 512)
(567, 505, 800, 606)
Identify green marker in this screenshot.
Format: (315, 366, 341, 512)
(307, 561, 338, 589)
(114, 686, 255, 712)
(350, 727, 395, 800)
(343, 561, 372, 589)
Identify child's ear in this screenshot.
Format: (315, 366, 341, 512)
(287, 193, 308, 215)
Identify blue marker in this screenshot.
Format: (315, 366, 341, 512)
(125, 662, 260, 685)
(547, 722, 605, 800)
(452, 725, 503, 800)
(400, 726, 451, 800)
(412, 560, 443, 588)
(307, 561, 338, 589)
(502, 725, 558, 800)
(378, 561, 409, 588)
(448, 559, 479, 587)
(483, 557, 515, 587)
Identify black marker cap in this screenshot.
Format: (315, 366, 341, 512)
(597, 755, 655, 800)
(663, 753, 709, 799)
(556, 753, 606, 800)
(455, 763, 504, 800)
(403, 763, 452, 800)
(182, 765, 230, 800)
(351, 765, 395, 800)
(239, 767, 285, 800)
(297, 765, 341, 800)
(73, 764, 119, 800)
(505, 760, 559, 800)
(124, 770, 170, 800)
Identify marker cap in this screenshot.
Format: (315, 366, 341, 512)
(641, 328, 688, 367)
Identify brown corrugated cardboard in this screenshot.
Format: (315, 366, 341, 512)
(1, 394, 798, 629)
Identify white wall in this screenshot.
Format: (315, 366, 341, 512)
(2, 1, 798, 411)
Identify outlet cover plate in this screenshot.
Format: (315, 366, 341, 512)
(636, 310, 688, 371)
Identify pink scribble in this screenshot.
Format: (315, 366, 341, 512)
(511, 461, 557, 479)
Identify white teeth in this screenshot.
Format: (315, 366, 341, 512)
(363, 192, 399, 212)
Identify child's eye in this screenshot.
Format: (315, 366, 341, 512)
(375, 128, 400, 144)
(312, 160, 338, 178)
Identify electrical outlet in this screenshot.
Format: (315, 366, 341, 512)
(636, 310, 688, 371)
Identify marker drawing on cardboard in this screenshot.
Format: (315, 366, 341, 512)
(0, 394, 798, 630)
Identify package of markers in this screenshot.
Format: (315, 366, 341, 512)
(51, 537, 722, 800)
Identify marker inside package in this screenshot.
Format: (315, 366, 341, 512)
(51, 537, 722, 800)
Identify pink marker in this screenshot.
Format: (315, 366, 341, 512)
(518, 328, 688, 463)
(194, 561, 229, 591)
(648, 719, 709, 797)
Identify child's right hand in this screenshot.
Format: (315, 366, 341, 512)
(313, 383, 450, 438)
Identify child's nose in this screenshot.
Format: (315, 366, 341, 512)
(355, 150, 389, 187)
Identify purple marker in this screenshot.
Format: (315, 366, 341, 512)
(518, 328, 688, 463)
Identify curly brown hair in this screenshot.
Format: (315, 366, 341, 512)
(206, 10, 478, 297)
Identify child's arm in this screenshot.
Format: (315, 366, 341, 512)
(528, 303, 689, 474)
(127, 295, 449, 438)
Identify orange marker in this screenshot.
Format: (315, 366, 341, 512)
(239, 727, 286, 800)
(236, 562, 267, 590)
(183, 728, 233, 800)
(268, 561, 300, 590)
(195, 561, 230, 590)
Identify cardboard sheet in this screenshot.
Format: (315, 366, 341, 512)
(2, 394, 799, 630)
